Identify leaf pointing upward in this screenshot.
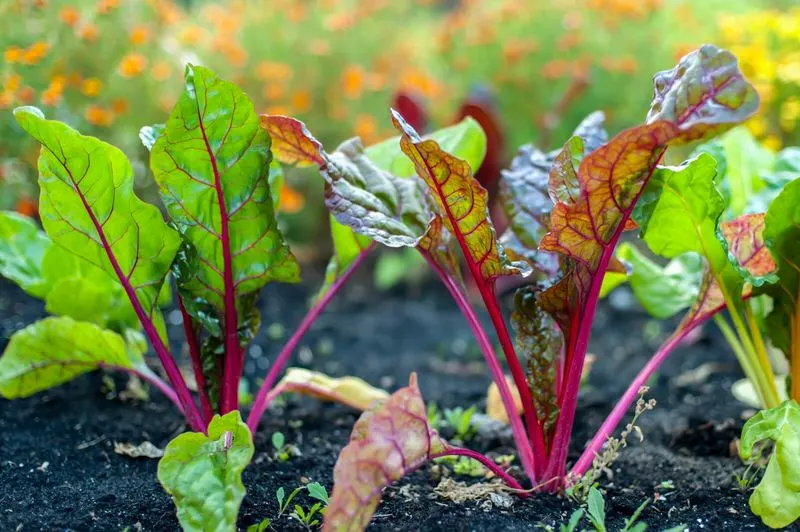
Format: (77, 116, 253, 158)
(151, 65, 299, 312)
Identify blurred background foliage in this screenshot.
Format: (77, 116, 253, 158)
(1, 0, 798, 265)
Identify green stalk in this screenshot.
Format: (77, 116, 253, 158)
(714, 314, 769, 408)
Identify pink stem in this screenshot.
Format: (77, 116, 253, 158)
(431, 447, 526, 492)
(177, 295, 214, 422)
(100, 363, 182, 413)
(246, 243, 376, 432)
(423, 252, 538, 483)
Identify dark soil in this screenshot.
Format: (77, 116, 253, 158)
(0, 271, 783, 531)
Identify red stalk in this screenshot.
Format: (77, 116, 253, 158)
(177, 295, 214, 422)
(431, 447, 526, 492)
(56, 159, 204, 431)
(194, 106, 239, 415)
(543, 150, 667, 483)
(246, 243, 376, 432)
(423, 252, 538, 483)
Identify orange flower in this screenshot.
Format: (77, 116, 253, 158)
(66, 73, 82, 87)
(287, 3, 306, 23)
(0, 92, 13, 109)
(78, 23, 100, 41)
(263, 83, 285, 101)
(308, 39, 330, 56)
(290, 89, 311, 113)
(59, 6, 80, 26)
(4, 46, 24, 63)
(23, 42, 49, 65)
(16, 197, 38, 218)
(324, 12, 356, 32)
(96, 0, 119, 14)
(42, 88, 62, 106)
(85, 104, 113, 126)
(81, 78, 103, 97)
(4, 74, 21, 92)
(503, 39, 539, 64)
(129, 25, 151, 46)
(256, 61, 293, 82)
(278, 184, 305, 214)
(179, 25, 204, 45)
(542, 59, 569, 79)
(151, 61, 171, 81)
(265, 104, 290, 116)
(18, 86, 35, 104)
(354, 113, 378, 144)
(111, 98, 128, 115)
(341, 65, 364, 99)
(118, 53, 148, 78)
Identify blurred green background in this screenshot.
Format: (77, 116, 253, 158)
(2, 0, 798, 261)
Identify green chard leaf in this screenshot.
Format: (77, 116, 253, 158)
(0, 316, 146, 398)
(158, 411, 254, 532)
(758, 178, 800, 398)
(0, 211, 51, 298)
(365, 116, 487, 178)
(324, 374, 447, 531)
(13, 106, 180, 330)
(260, 114, 430, 248)
(151, 65, 299, 316)
(317, 216, 372, 303)
(740, 400, 800, 528)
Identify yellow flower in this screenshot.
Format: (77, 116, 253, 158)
(23, 42, 49, 65)
(762, 135, 782, 152)
(341, 65, 364, 99)
(354, 114, 378, 144)
(129, 25, 151, 46)
(0, 91, 13, 109)
(179, 25, 204, 46)
(256, 61, 293, 82)
(118, 53, 148, 78)
(81, 78, 103, 97)
(4, 74, 21, 92)
(4, 46, 23, 63)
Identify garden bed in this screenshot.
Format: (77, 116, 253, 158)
(0, 274, 766, 531)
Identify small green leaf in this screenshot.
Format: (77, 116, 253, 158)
(315, 217, 371, 303)
(587, 487, 607, 532)
(158, 411, 254, 532)
(271, 431, 285, 450)
(0, 211, 51, 298)
(276, 487, 285, 508)
(365, 117, 487, 177)
(740, 400, 800, 528)
(0, 317, 144, 398)
(307, 482, 329, 504)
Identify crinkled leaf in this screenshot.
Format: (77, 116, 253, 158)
(611, 243, 703, 319)
(740, 400, 800, 529)
(261, 115, 429, 248)
(325, 374, 447, 531)
(499, 112, 606, 281)
(14, 107, 180, 327)
(0, 317, 145, 398)
(512, 287, 561, 440)
(316, 217, 372, 303)
(158, 411, 254, 532)
(366, 117, 487, 178)
(272, 367, 389, 412)
(0, 211, 51, 298)
(538, 45, 758, 342)
(392, 110, 528, 282)
(151, 65, 299, 315)
(416, 216, 464, 287)
(758, 178, 800, 380)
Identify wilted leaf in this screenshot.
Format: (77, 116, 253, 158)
(0, 317, 146, 398)
(0, 211, 51, 298)
(486, 376, 522, 424)
(151, 65, 299, 314)
(114, 441, 165, 459)
(740, 400, 800, 529)
(272, 367, 389, 412)
(158, 411, 254, 532)
(325, 374, 447, 531)
(393, 110, 528, 282)
(14, 107, 180, 327)
(262, 115, 429, 248)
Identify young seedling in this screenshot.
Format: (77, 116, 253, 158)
(443, 405, 477, 442)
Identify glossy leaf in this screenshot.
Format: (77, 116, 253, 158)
(261, 115, 429, 248)
(393, 110, 528, 282)
(14, 106, 180, 327)
(0, 211, 51, 298)
(740, 400, 800, 528)
(499, 112, 606, 280)
(272, 367, 389, 412)
(365, 117, 487, 178)
(325, 374, 447, 531)
(0, 317, 144, 398)
(512, 287, 561, 439)
(158, 411, 254, 532)
(151, 65, 299, 313)
(758, 178, 800, 389)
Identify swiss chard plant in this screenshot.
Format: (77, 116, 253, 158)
(299, 45, 768, 529)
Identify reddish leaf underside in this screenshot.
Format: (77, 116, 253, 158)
(259, 115, 324, 167)
(324, 374, 446, 532)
